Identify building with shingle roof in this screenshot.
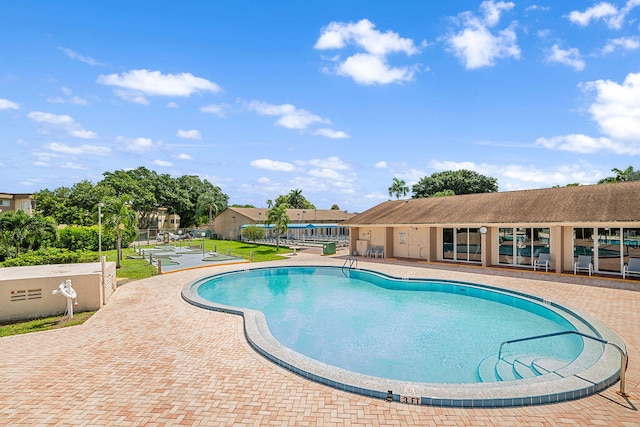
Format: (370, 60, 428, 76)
(342, 181, 640, 277)
(213, 207, 354, 241)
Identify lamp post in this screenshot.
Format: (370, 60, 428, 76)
(98, 203, 104, 261)
(201, 232, 206, 257)
(178, 230, 182, 250)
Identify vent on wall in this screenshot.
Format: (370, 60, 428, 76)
(10, 289, 42, 302)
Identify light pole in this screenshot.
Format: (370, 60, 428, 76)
(98, 203, 104, 261)
(201, 232, 206, 257)
(178, 230, 182, 250)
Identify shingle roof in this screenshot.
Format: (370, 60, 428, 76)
(343, 181, 640, 226)
(226, 207, 354, 222)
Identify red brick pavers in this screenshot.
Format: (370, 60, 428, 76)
(1, 257, 639, 426)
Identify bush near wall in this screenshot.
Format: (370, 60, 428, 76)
(3, 248, 98, 267)
(57, 225, 117, 251)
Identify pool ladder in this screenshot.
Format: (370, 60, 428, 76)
(498, 330, 628, 397)
(342, 256, 358, 274)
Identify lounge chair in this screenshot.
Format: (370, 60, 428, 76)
(574, 255, 593, 276)
(374, 245, 385, 258)
(623, 258, 640, 279)
(533, 253, 551, 272)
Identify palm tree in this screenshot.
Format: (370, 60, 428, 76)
(265, 204, 289, 250)
(102, 195, 138, 268)
(598, 166, 640, 184)
(266, 199, 273, 209)
(287, 189, 305, 208)
(388, 177, 409, 200)
(196, 190, 223, 235)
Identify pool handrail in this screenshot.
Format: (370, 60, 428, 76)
(498, 330, 628, 397)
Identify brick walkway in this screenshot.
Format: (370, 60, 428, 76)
(1, 254, 639, 426)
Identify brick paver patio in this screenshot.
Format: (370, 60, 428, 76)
(1, 253, 639, 426)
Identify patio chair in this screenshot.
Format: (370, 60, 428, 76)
(365, 245, 373, 257)
(533, 253, 551, 272)
(374, 245, 385, 258)
(623, 257, 640, 279)
(574, 255, 593, 276)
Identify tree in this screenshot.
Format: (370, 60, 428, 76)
(242, 225, 265, 246)
(431, 189, 456, 197)
(388, 177, 409, 200)
(266, 204, 290, 250)
(331, 204, 340, 210)
(0, 211, 56, 258)
(598, 166, 640, 184)
(196, 187, 228, 234)
(274, 189, 316, 209)
(266, 199, 273, 208)
(102, 195, 138, 268)
(412, 170, 498, 198)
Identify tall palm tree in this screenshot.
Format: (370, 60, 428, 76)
(102, 195, 138, 268)
(388, 177, 409, 200)
(287, 189, 305, 208)
(266, 199, 273, 209)
(196, 191, 223, 235)
(265, 204, 289, 250)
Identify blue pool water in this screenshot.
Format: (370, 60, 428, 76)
(197, 267, 583, 384)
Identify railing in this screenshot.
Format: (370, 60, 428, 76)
(498, 330, 628, 397)
(342, 256, 358, 272)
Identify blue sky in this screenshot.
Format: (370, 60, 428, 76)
(1, 1, 639, 212)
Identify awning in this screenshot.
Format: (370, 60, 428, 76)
(240, 223, 340, 229)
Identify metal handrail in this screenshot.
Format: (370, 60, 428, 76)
(498, 330, 628, 397)
(342, 256, 358, 272)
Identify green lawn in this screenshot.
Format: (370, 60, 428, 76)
(0, 239, 291, 337)
(0, 311, 95, 337)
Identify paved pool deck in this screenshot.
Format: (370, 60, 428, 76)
(1, 250, 639, 426)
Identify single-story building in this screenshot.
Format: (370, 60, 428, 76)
(213, 207, 355, 241)
(342, 181, 640, 277)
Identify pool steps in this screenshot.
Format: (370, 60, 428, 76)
(478, 354, 570, 382)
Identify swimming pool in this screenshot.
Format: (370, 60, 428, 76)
(182, 265, 625, 407)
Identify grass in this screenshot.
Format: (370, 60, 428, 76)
(0, 311, 95, 337)
(0, 239, 291, 337)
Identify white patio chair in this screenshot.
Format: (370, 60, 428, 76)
(534, 253, 551, 272)
(623, 258, 640, 279)
(574, 255, 593, 276)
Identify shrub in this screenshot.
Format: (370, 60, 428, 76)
(3, 247, 98, 267)
(57, 225, 117, 251)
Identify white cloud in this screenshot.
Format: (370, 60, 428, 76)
(305, 156, 350, 170)
(336, 53, 417, 85)
(245, 100, 328, 130)
(58, 47, 104, 66)
(375, 161, 388, 168)
(46, 142, 110, 156)
(567, 1, 640, 29)
(446, 1, 520, 69)
(166, 102, 179, 108)
(584, 72, 640, 142)
(154, 159, 173, 167)
(177, 129, 202, 140)
(250, 158, 295, 172)
(200, 103, 228, 117)
(315, 18, 421, 85)
(97, 69, 221, 104)
(546, 44, 585, 71)
(174, 153, 194, 160)
(115, 136, 153, 152)
(601, 36, 640, 54)
(313, 128, 349, 139)
(27, 111, 97, 139)
(526, 5, 550, 12)
(0, 98, 20, 110)
(535, 134, 634, 153)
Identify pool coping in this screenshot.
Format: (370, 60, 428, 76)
(181, 264, 626, 408)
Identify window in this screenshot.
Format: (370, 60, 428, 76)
(0, 200, 9, 207)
